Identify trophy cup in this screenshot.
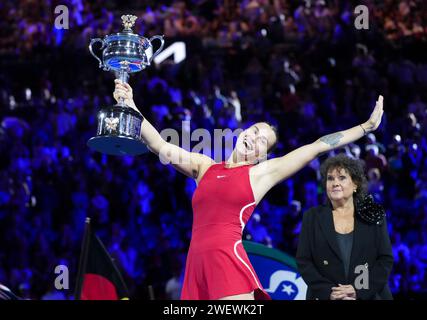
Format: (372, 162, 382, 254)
(87, 14, 164, 156)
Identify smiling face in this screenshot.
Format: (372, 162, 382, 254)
(235, 122, 277, 163)
(326, 167, 358, 204)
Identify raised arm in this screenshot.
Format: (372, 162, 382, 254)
(114, 80, 214, 180)
(313, 95, 384, 155)
(252, 96, 384, 200)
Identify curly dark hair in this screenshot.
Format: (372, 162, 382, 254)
(319, 153, 368, 205)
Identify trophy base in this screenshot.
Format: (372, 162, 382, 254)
(88, 104, 148, 156)
(87, 135, 148, 156)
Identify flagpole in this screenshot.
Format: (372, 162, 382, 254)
(148, 285, 155, 300)
(74, 217, 91, 300)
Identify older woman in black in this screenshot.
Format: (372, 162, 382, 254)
(296, 154, 394, 300)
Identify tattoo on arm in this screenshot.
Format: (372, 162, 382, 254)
(319, 132, 344, 147)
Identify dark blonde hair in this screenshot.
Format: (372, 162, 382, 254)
(262, 122, 279, 154)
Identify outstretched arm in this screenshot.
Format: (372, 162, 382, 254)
(313, 95, 383, 154)
(253, 96, 384, 195)
(114, 80, 214, 179)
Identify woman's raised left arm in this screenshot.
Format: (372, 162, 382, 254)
(253, 95, 384, 191)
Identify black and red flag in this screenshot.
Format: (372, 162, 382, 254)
(74, 218, 129, 300)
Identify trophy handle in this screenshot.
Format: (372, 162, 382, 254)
(89, 38, 108, 70)
(148, 35, 165, 64)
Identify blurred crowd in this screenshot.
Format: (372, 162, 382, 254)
(2, 0, 427, 54)
(0, 0, 427, 299)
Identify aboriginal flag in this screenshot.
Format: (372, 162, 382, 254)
(74, 218, 129, 300)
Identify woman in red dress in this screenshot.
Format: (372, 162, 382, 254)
(114, 80, 384, 300)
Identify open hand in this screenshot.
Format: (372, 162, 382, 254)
(363, 95, 384, 133)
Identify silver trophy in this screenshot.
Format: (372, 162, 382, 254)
(87, 14, 164, 156)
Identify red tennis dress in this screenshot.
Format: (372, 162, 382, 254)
(180, 162, 271, 300)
